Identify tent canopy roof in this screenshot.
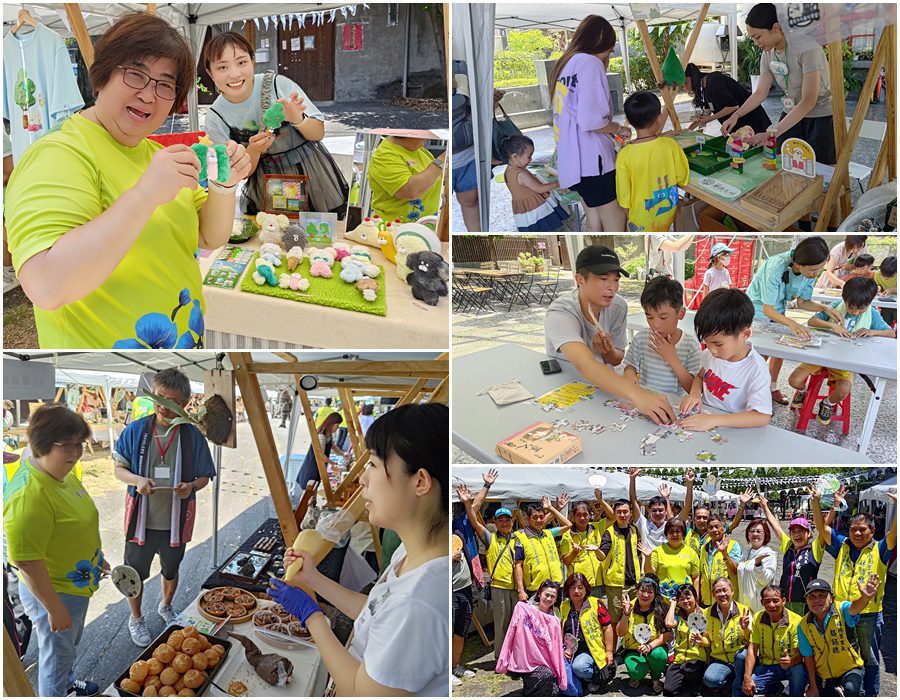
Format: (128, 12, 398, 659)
(861, 475, 897, 502)
(493, 3, 737, 32)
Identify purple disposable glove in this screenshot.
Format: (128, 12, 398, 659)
(266, 577, 322, 625)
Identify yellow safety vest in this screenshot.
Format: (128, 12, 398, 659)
(800, 604, 863, 680)
(833, 539, 888, 614)
(559, 521, 606, 587)
(559, 596, 609, 670)
(752, 608, 802, 666)
(601, 523, 639, 588)
(515, 529, 563, 591)
(705, 601, 750, 663)
(673, 614, 708, 663)
(622, 605, 660, 651)
(485, 532, 516, 590)
(700, 538, 739, 606)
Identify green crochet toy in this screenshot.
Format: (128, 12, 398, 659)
(262, 102, 285, 132)
(660, 46, 686, 87)
(191, 141, 230, 184)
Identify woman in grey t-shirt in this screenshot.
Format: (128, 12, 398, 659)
(721, 3, 835, 165)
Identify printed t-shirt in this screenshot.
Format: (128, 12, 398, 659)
(615, 137, 689, 232)
(367, 138, 441, 223)
(698, 345, 772, 415)
(5, 114, 208, 349)
(3, 456, 104, 597)
(703, 266, 732, 291)
(624, 329, 702, 395)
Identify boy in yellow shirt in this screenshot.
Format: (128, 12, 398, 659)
(615, 91, 689, 232)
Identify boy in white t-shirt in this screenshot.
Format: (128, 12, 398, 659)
(678, 288, 773, 430)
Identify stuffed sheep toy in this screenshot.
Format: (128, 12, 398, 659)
(252, 259, 278, 286)
(309, 247, 336, 278)
(356, 277, 379, 302)
(286, 246, 304, 272)
(259, 242, 283, 267)
(405, 251, 448, 306)
(279, 272, 310, 292)
(256, 212, 290, 247)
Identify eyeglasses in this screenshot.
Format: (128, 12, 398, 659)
(53, 441, 85, 454)
(119, 66, 177, 101)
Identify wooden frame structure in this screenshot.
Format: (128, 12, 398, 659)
(228, 352, 448, 551)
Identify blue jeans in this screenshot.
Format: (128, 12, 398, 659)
(19, 582, 91, 697)
(752, 662, 808, 696)
(452, 160, 478, 193)
(571, 652, 598, 681)
(703, 649, 747, 696)
(855, 611, 882, 696)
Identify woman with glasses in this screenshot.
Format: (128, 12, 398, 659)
(2, 405, 105, 696)
(4, 13, 250, 349)
(267, 404, 449, 696)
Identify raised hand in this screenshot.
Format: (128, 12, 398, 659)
(754, 552, 771, 567)
(621, 592, 633, 616)
(456, 483, 472, 504)
(857, 573, 880, 599)
(806, 484, 821, 501)
(758, 492, 769, 508)
(556, 492, 570, 510)
(833, 484, 848, 508)
(541, 495, 551, 510)
(594, 487, 603, 503)
(739, 487, 753, 507)
(740, 609, 750, 630)
(483, 468, 499, 486)
(658, 483, 672, 500)
(629, 467, 641, 479)
(638, 542, 654, 558)
(685, 469, 696, 484)
(717, 539, 729, 555)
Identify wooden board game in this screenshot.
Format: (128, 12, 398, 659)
(741, 170, 823, 218)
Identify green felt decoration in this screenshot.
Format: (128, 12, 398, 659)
(240, 252, 387, 316)
(661, 47, 686, 86)
(191, 143, 231, 183)
(262, 102, 285, 130)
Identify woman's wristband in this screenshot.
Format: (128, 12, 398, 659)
(209, 180, 237, 194)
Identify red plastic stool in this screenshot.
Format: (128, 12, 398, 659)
(795, 369, 851, 434)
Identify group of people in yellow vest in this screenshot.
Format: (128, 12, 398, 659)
(453, 468, 896, 697)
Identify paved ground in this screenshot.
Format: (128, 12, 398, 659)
(14, 417, 320, 692)
(453, 515, 897, 697)
(451, 275, 898, 465)
(451, 93, 888, 233)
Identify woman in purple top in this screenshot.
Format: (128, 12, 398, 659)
(550, 16, 632, 232)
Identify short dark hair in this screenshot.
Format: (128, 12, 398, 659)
(563, 572, 592, 599)
(524, 503, 546, 518)
(202, 30, 255, 71)
(849, 513, 875, 530)
(364, 403, 448, 542)
(845, 235, 868, 250)
(641, 276, 683, 312)
(27, 404, 91, 458)
(89, 13, 195, 115)
(707, 513, 726, 526)
(842, 276, 878, 308)
(664, 517, 686, 536)
(746, 518, 772, 546)
(624, 90, 662, 130)
(613, 498, 631, 511)
(537, 580, 562, 604)
(325, 397, 333, 406)
(694, 287, 754, 341)
(361, 403, 374, 416)
(760, 584, 784, 601)
(648, 496, 667, 509)
(571, 501, 592, 515)
(879, 256, 896, 278)
(152, 368, 191, 402)
(499, 134, 534, 162)
(745, 3, 779, 30)
(792, 237, 831, 266)
(854, 254, 875, 268)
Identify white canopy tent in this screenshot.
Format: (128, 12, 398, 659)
(860, 475, 897, 503)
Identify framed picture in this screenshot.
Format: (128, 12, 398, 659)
(299, 212, 338, 248)
(262, 174, 309, 219)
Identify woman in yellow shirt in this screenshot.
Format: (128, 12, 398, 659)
(648, 517, 700, 601)
(4, 13, 250, 348)
(663, 583, 709, 696)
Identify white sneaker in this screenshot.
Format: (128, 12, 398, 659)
(451, 675, 462, 687)
(157, 602, 176, 625)
(128, 615, 152, 646)
(452, 665, 475, 678)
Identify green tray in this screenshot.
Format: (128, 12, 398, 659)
(684, 146, 734, 175)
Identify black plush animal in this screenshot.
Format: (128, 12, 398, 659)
(405, 251, 449, 306)
(281, 222, 308, 251)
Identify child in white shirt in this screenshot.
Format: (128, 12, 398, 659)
(678, 288, 772, 430)
(700, 241, 733, 296)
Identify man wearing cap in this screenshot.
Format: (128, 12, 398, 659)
(544, 244, 676, 424)
(798, 575, 879, 697)
(809, 485, 896, 696)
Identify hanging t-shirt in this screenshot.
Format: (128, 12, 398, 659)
(698, 345, 772, 415)
(367, 138, 442, 223)
(615, 137, 690, 232)
(349, 544, 449, 695)
(3, 24, 84, 163)
(5, 114, 208, 349)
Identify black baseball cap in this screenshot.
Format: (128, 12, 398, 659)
(805, 579, 832, 596)
(575, 245, 630, 277)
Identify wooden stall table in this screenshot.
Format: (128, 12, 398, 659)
(198, 222, 449, 349)
(452, 343, 870, 465)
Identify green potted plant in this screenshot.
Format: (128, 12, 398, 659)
(738, 35, 762, 91)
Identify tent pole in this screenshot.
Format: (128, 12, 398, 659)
(618, 23, 631, 90)
(105, 377, 115, 448)
(212, 443, 221, 567)
(402, 3, 411, 98)
(64, 4, 94, 67)
(728, 12, 738, 80)
(635, 20, 680, 132)
(283, 388, 301, 484)
(680, 4, 710, 69)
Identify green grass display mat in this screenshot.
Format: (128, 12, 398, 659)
(240, 252, 387, 316)
(690, 153, 780, 201)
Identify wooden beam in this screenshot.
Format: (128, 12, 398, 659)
(884, 23, 896, 182)
(295, 387, 335, 505)
(246, 360, 447, 378)
(145, 3, 157, 15)
(64, 4, 95, 67)
(275, 352, 297, 363)
(316, 381, 429, 392)
(429, 376, 449, 404)
(636, 20, 680, 132)
(827, 41, 850, 219)
(680, 4, 709, 68)
(4, 628, 34, 696)
(229, 353, 299, 550)
(245, 15, 256, 47)
(338, 388, 361, 460)
(815, 31, 889, 231)
(399, 377, 430, 405)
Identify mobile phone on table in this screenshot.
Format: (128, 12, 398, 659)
(540, 359, 562, 375)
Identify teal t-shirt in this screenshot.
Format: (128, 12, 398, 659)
(746, 251, 816, 319)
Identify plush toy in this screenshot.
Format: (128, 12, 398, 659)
(281, 222, 308, 251)
(256, 213, 290, 246)
(278, 273, 291, 288)
(230, 217, 256, 243)
(345, 216, 385, 247)
(356, 277, 379, 302)
(252, 259, 278, 286)
(286, 246, 304, 272)
(377, 227, 397, 263)
(191, 140, 231, 184)
(348, 246, 380, 277)
(332, 242, 352, 262)
(309, 247, 336, 278)
(259, 242, 283, 266)
(279, 272, 310, 292)
(262, 102, 285, 133)
(394, 224, 442, 281)
(405, 251, 449, 306)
